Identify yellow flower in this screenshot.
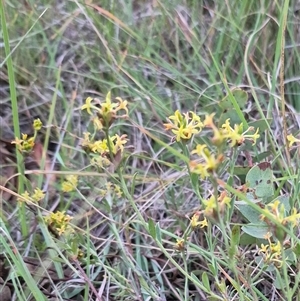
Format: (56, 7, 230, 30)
(221, 120, 244, 146)
(112, 134, 128, 154)
(267, 200, 280, 213)
(33, 118, 43, 131)
(115, 97, 129, 115)
(283, 208, 300, 227)
(99, 189, 107, 197)
(191, 144, 208, 156)
(114, 184, 123, 198)
(81, 97, 95, 115)
(258, 235, 283, 267)
(260, 200, 285, 224)
(11, 136, 23, 146)
(218, 191, 231, 209)
(90, 139, 109, 154)
(44, 211, 73, 236)
(202, 150, 219, 172)
(92, 116, 103, 130)
(62, 182, 74, 192)
(190, 144, 223, 178)
(287, 134, 300, 147)
(270, 241, 281, 256)
(203, 114, 226, 145)
(82, 92, 130, 130)
(100, 91, 118, 114)
(203, 195, 217, 216)
(200, 192, 231, 223)
(221, 119, 260, 146)
(259, 243, 269, 256)
(90, 156, 111, 168)
(105, 181, 113, 191)
(169, 110, 184, 125)
(23, 137, 35, 152)
(189, 160, 209, 179)
(31, 188, 45, 202)
(203, 113, 215, 127)
(11, 133, 35, 152)
(164, 110, 203, 142)
(62, 175, 78, 192)
(81, 132, 91, 146)
(175, 238, 185, 251)
(17, 191, 31, 202)
(260, 200, 300, 241)
(190, 212, 208, 229)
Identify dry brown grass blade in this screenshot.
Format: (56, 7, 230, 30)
(86, 2, 135, 35)
(174, 8, 196, 45)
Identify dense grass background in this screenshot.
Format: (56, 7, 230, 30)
(1, 1, 300, 300)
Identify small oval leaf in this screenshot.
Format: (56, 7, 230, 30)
(242, 223, 269, 239)
(246, 162, 274, 199)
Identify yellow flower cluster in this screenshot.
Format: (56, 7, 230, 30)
(11, 133, 35, 152)
(165, 112, 259, 179)
(11, 119, 43, 153)
(99, 182, 123, 198)
(62, 175, 78, 193)
(33, 118, 43, 131)
(44, 211, 73, 236)
(81, 91, 128, 129)
(81, 91, 129, 168)
(17, 188, 45, 203)
(259, 235, 283, 267)
(190, 211, 208, 229)
(164, 110, 203, 142)
(220, 119, 260, 147)
(164, 111, 260, 147)
(189, 144, 224, 179)
(260, 200, 300, 241)
(203, 113, 260, 147)
(202, 191, 231, 223)
(82, 132, 128, 156)
(174, 192, 231, 250)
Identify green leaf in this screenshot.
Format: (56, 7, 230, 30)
(218, 111, 240, 128)
(218, 88, 248, 126)
(201, 272, 210, 291)
(272, 195, 290, 212)
(233, 166, 251, 176)
(231, 225, 240, 247)
(237, 204, 262, 224)
(274, 272, 286, 290)
(148, 218, 156, 239)
(219, 88, 248, 110)
(155, 223, 162, 243)
(249, 119, 272, 133)
(242, 223, 269, 239)
(229, 225, 240, 258)
(207, 263, 217, 277)
(239, 233, 256, 245)
(190, 172, 200, 194)
(252, 151, 272, 162)
(293, 243, 300, 257)
(190, 273, 203, 288)
(246, 162, 274, 199)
